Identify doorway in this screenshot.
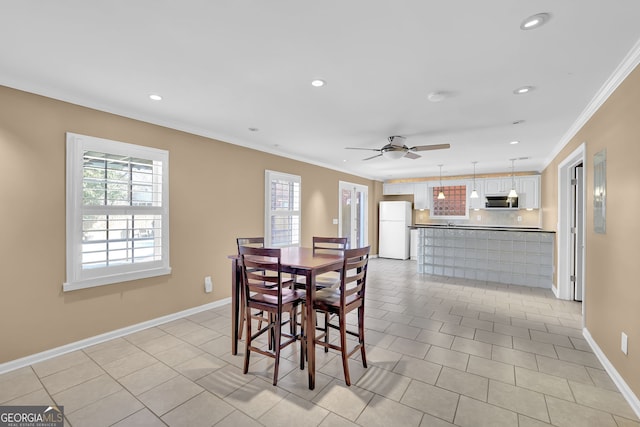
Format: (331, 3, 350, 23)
(338, 181, 368, 248)
(557, 144, 586, 316)
(571, 163, 585, 301)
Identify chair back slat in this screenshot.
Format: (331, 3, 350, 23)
(340, 246, 370, 300)
(313, 236, 348, 255)
(239, 246, 286, 305)
(236, 237, 264, 251)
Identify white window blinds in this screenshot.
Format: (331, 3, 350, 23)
(265, 170, 301, 247)
(65, 133, 170, 291)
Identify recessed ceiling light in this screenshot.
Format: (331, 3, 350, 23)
(510, 140, 520, 145)
(149, 94, 162, 101)
(427, 91, 447, 102)
(520, 13, 551, 30)
(512, 119, 525, 125)
(513, 86, 534, 95)
(248, 127, 259, 132)
(311, 79, 326, 87)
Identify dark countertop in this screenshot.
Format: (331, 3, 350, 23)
(410, 224, 555, 233)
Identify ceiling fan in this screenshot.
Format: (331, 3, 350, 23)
(345, 136, 450, 160)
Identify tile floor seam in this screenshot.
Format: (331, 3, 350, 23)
(29, 365, 75, 426)
(82, 350, 171, 424)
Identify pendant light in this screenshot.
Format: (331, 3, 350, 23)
(470, 161, 479, 199)
(437, 164, 445, 199)
(508, 158, 518, 198)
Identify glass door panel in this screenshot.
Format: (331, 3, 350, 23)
(339, 181, 368, 248)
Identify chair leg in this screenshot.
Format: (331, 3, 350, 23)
(267, 313, 272, 350)
(358, 306, 367, 368)
(324, 311, 330, 353)
(338, 312, 351, 386)
(238, 291, 245, 340)
(243, 307, 251, 374)
(299, 304, 306, 370)
(273, 312, 282, 386)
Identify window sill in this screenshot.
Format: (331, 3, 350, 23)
(63, 266, 172, 292)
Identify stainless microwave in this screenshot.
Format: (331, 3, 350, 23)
(485, 195, 518, 209)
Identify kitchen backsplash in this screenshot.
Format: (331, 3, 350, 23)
(414, 208, 541, 228)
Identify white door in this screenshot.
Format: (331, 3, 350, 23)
(339, 181, 368, 248)
(572, 164, 585, 301)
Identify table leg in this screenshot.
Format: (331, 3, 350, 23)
(231, 258, 240, 355)
(306, 271, 316, 390)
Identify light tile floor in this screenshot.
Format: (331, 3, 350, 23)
(2, 258, 639, 426)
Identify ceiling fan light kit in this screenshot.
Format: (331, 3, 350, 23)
(345, 135, 450, 161)
(382, 149, 406, 160)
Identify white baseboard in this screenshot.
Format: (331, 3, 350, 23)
(583, 327, 640, 419)
(0, 298, 231, 375)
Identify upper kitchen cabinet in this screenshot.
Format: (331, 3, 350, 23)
(484, 177, 515, 194)
(517, 175, 541, 209)
(413, 182, 430, 210)
(383, 182, 415, 196)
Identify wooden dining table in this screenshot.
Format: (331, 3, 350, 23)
(228, 246, 343, 390)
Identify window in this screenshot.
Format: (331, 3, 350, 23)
(65, 133, 170, 291)
(265, 170, 301, 247)
(431, 184, 469, 219)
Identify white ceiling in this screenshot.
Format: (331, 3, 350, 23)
(2, 1, 640, 180)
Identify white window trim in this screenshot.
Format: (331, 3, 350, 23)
(264, 170, 301, 247)
(64, 132, 171, 291)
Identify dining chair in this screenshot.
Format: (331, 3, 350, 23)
(310, 236, 349, 289)
(313, 245, 370, 386)
(236, 237, 268, 340)
(239, 246, 306, 385)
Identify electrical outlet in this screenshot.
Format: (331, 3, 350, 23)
(204, 276, 213, 293)
(621, 332, 628, 355)
(332, 218, 338, 225)
(476, 215, 481, 221)
(517, 216, 522, 222)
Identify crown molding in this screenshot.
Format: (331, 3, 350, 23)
(543, 37, 640, 169)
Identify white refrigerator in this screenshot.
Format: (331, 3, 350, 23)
(378, 201, 412, 259)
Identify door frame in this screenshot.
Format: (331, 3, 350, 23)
(556, 143, 586, 314)
(338, 181, 369, 248)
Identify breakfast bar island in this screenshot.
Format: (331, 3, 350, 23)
(413, 225, 555, 288)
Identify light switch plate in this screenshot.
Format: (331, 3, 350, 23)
(332, 218, 338, 225)
(622, 332, 628, 355)
(204, 276, 213, 293)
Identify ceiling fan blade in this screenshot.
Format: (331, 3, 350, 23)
(409, 143, 451, 152)
(345, 147, 382, 152)
(404, 151, 421, 159)
(362, 153, 383, 161)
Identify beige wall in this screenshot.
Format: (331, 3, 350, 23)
(542, 65, 640, 397)
(0, 85, 380, 363)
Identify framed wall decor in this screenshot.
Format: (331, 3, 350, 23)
(593, 149, 606, 234)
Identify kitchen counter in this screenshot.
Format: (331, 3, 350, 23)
(411, 224, 554, 233)
(415, 226, 554, 287)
